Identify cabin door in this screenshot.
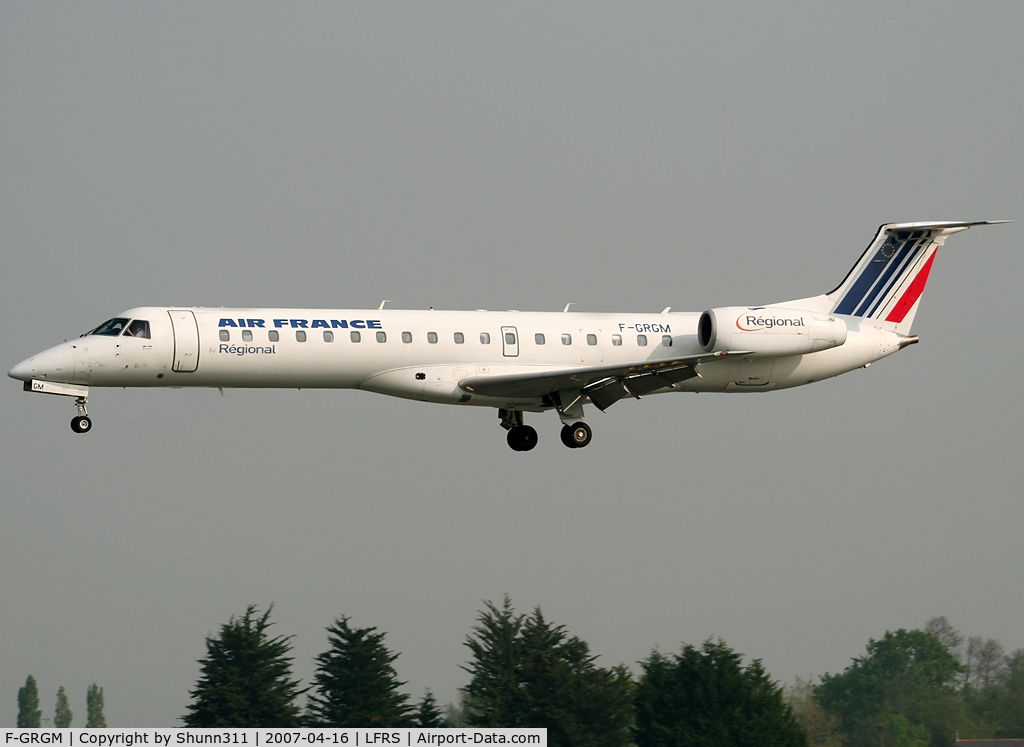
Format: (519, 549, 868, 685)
(168, 309, 200, 373)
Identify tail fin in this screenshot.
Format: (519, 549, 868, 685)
(827, 221, 1010, 334)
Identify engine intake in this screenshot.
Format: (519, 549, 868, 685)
(697, 306, 847, 357)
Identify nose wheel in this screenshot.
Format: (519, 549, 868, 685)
(70, 396, 93, 434)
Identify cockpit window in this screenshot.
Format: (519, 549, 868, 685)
(124, 320, 151, 339)
(90, 318, 130, 336)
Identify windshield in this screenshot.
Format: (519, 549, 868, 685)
(89, 317, 130, 336)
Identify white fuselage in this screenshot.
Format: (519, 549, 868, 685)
(11, 306, 901, 413)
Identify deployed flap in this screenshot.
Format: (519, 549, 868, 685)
(458, 351, 745, 406)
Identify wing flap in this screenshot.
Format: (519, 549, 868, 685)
(458, 351, 745, 405)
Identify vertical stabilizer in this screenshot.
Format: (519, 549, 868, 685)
(827, 221, 1008, 334)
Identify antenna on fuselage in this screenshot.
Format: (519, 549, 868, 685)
(379, 300, 390, 309)
(563, 303, 574, 312)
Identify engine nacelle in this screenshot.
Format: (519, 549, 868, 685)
(697, 306, 847, 357)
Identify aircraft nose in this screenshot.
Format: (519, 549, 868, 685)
(8, 357, 34, 381)
(9, 342, 80, 382)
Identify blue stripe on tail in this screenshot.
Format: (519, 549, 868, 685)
(833, 236, 902, 315)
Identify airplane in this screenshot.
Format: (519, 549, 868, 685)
(9, 220, 1009, 450)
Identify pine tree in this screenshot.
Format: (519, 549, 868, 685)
(462, 597, 527, 727)
(306, 616, 413, 727)
(416, 690, 446, 727)
(17, 675, 41, 728)
(635, 639, 808, 747)
(183, 604, 303, 727)
(54, 687, 73, 728)
(462, 597, 634, 746)
(86, 684, 106, 728)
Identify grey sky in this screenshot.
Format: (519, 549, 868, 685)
(2, 2, 1021, 728)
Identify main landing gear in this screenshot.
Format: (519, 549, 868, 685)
(70, 396, 93, 434)
(498, 409, 592, 451)
(560, 421, 592, 449)
(507, 424, 538, 452)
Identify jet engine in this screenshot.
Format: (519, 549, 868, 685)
(697, 306, 847, 357)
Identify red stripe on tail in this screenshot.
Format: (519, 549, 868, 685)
(885, 251, 936, 323)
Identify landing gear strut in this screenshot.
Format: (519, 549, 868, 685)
(560, 422, 592, 449)
(70, 397, 92, 434)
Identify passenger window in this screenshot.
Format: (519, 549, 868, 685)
(376, 331, 386, 343)
(427, 332, 438, 344)
(402, 331, 413, 343)
(296, 330, 306, 342)
(612, 334, 622, 346)
(561, 334, 572, 345)
(637, 334, 648, 346)
(535, 333, 545, 345)
(269, 330, 279, 342)
(125, 320, 151, 339)
(350, 331, 361, 342)
(480, 332, 491, 344)
(587, 334, 597, 346)
(662, 335, 673, 347)
(324, 331, 334, 342)
(454, 332, 465, 344)
(242, 330, 253, 342)
(219, 330, 230, 341)
(505, 332, 516, 345)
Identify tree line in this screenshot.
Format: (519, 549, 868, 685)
(788, 616, 1024, 746)
(17, 676, 105, 728)
(181, 598, 806, 745)
(15, 605, 1021, 745)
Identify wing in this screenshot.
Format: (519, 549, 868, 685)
(458, 350, 749, 411)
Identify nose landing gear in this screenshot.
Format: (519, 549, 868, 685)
(70, 397, 93, 434)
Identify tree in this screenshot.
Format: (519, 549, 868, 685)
(416, 690, 446, 728)
(306, 616, 413, 727)
(183, 604, 303, 727)
(462, 596, 526, 726)
(964, 636, 1006, 694)
(990, 649, 1024, 738)
(54, 686, 72, 728)
(462, 597, 634, 747)
(634, 639, 807, 747)
(923, 617, 963, 663)
(86, 684, 106, 728)
(963, 647, 1024, 739)
(815, 629, 961, 747)
(17, 675, 41, 728)
(785, 677, 845, 747)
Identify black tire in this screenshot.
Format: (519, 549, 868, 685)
(560, 424, 579, 448)
(71, 416, 92, 434)
(507, 424, 538, 451)
(569, 422, 592, 448)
